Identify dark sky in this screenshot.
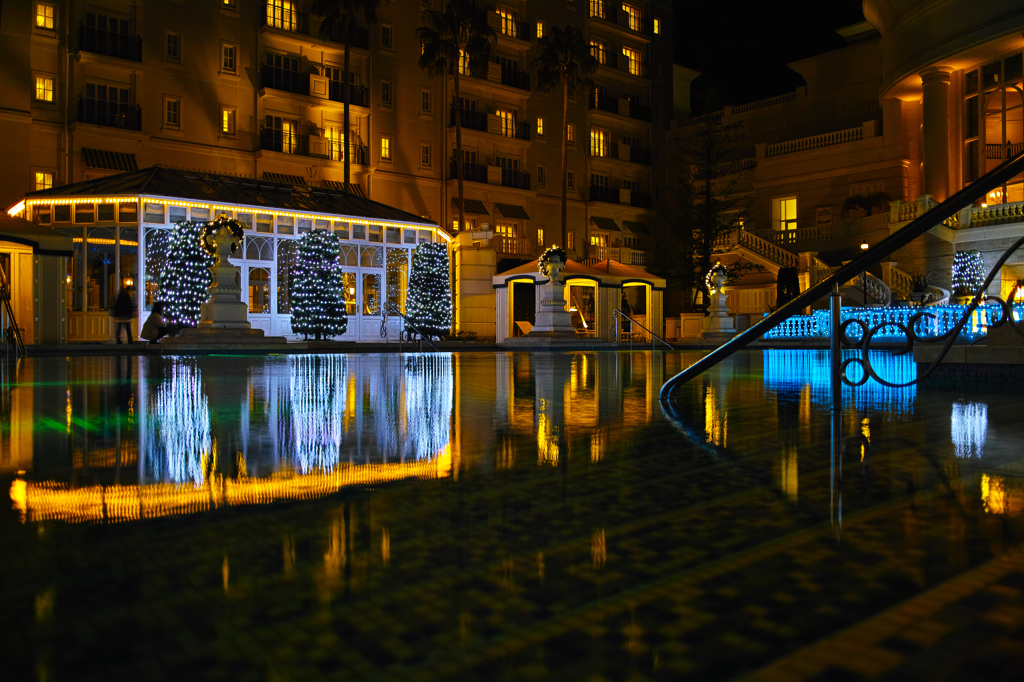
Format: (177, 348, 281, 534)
(673, 0, 867, 112)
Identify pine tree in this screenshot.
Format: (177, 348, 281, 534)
(291, 229, 347, 340)
(952, 250, 985, 297)
(156, 221, 213, 326)
(406, 242, 452, 339)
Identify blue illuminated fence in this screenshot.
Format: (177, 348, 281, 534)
(762, 304, 1022, 342)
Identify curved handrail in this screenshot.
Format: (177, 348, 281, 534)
(383, 301, 439, 351)
(612, 309, 673, 349)
(659, 149, 1024, 402)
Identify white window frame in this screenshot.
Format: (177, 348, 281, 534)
(220, 106, 236, 136)
(381, 79, 393, 106)
(771, 195, 798, 232)
(221, 42, 237, 75)
(420, 143, 432, 169)
(34, 74, 55, 103)
(380, 134, 393, 162)
(420, 89, 432, 114)
(381, 24, 393, 50)
(35, 3, 56, 31)
(164, 96, 182, 130)
(165, 31, 181, 63)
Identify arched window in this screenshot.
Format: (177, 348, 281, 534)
(245, 236, 274, 260)
(248, 267, 271, 313)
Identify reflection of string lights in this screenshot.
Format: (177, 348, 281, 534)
(288, 355, 347, 473)
(150, 360, 211, 485)
(951, 401, 987, 458)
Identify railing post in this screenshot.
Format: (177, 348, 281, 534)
(830, 282, 841, 413)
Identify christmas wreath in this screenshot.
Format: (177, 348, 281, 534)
(200, 216, 245, 257)
(538, 245, 568, 277)
(704, 260, 728, 293)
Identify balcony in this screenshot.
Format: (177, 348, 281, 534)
(450, 159, 489, 184)
(494, 61, 530, 91)
(78, 97, 141, 131)
(591, 143, 652, 166)
(260, 128, 368, 164)
(327, 81, 369, 108)
(261, 3, 370, 49)
(588, 1, 653, 36)
(589, 92, 651, 122)
(501, 168, 531, 190)
(448, 107, 529, 140)
(589, 185, 651, 208)
(262, 65, 307, 95)
(488, 12, 530, 43)
(78, 25, 141, 62)
(449, 160, 530, 190)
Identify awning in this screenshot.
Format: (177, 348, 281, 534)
(495, 203, 530, 220)
(590, 216, 619, 231)
(82, 148, 137, 172)
(263, 172, 307, 185)
(623, 220, 649, 234)
(452, 198, 488, 215)
(321, 179, 365, 197)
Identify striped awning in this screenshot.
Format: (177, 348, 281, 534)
(452, 198, 488, 215)
(263, 172, 307, 185)
(591, 216, 619, 231)
(321, 179, 365, 197)
(82, 148, 137, 172)
(623, 220, 649, 234)
(495, 203, 530, 220)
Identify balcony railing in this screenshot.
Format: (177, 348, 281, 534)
(501, 168, 530, 190)
(449, 107, 488, 132)
(262, 65, 307, 95)
(588, 185, 651, 207)
(592, 144, 651, 165)
(985, 142, 1024, 160)
(589, 92, 651, 122)
(262, 3, 370, 49)
(79, 25, 141, 61)
(261, 128, 368, 164)
(588, 2, 653, 35)
(589, 185, 618, 204)
(449, 159, 489, 184)
(78, 97, 141, 131)
(448, 160, 529, 189)
(496, 63, 530, 90)
(498, 17, 530, 41)
(328, 81, 369, 107)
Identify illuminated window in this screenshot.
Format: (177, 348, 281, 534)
(265, 115, 297, 153)
(266, 0, 296, 31)
(653, 18, 661, 35)
(221, 107, 235, 135)
(536, 21, 544, 39)
(590, 127, 609, 156)
(590, 39, 607, 65)
(458, 49, 470, 76)
(567, 170, 575, 190)
(622, 3, 641, 31)
(590, 0, 606, 19)
(567, 123, 575, 143)
(622, 47, 641, 76)
(381, 135, 392, 161)
(537, 228, 545, 246)
(165, 32, 180, 62)
(421, 90, 432, 113)
(381, 24, 393, 49)
(325, 125, 343, 161)
(36, 3, 55, 29)
(537, 116, 544, 136)
(164, 98, 180, 128)
(35, 76, 54, 102)
(590, 233, 607, 247)
(495, 222, 519, 238)
(381, 80, 392, 106)
(222, 44, 236, 74)
(772, 197, 798, 232)
(420, 143, 432, 168)
(567, 230, 575, 250)
(34, 171, 53, 191)
(248, 268, 270, 313)
(497, 8, 519, 38)
(223, 0, 236, 6)
(496, 109, 516, 137)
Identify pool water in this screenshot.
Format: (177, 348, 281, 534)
(2, 350, 1023, 681)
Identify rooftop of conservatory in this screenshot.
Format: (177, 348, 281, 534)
(22, 166, 440, 230)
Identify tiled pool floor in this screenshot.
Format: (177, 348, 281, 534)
(1, 351, 1022, 680)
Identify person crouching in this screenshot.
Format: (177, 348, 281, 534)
(140, 302, 179, 344)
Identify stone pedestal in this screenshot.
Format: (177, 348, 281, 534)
(530, 279, 576, 337)
(163, 225, 287, 347)
(703, 270, 735, 344)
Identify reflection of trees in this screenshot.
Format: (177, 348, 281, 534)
(285, 355, 348, 473)
(147, 359, 211, 485)
(368, 354, 453, 461)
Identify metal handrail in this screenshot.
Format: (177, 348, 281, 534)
(612, 309, 673, 350)
(382, 301, 439, 352)
(659, 149, 1024, 402)
(0, 267, 27, 359)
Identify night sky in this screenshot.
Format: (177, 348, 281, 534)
(673, 0, 867, 112)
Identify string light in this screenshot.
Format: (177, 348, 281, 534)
(952, 250, 985, 298)
(156, 221, 213, 326)
(291, 229, 348, 340)
(405, 243, 452, 338)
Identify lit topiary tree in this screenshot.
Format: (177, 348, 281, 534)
(156, 221, 213, 327)
(406, 242, 452, 338)
(291, 229, 347, 340)
(952, 249, 985, 298)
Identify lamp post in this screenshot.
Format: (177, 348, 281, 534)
(860, 241, 869, 305)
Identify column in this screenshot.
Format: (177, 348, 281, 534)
(920, 66, 953, 202)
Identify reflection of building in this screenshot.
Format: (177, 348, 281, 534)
(669, 1, 1024, 314)
(0, 214, 72, 344)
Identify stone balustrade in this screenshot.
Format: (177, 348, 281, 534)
(765, 126, 864, 158)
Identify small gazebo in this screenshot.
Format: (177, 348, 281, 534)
(493, 259, 665, 342)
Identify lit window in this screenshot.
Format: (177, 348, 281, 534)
(590, 39, 607, 65)
(421, 90, 431, 113)
(496, 109, 516, 137)
(381, 25, 393, 49)
(223, 0, 236, 6)
(35, 76, 54, 102)
(36, 3, 55, 29)
(165, 98, 180, 128)
(497, 8, 519, 38)
(590, 0, 606, 19)
(567, 230, 575, 250)
(567, 123, 575, 143)
(537, 117, 544, 136)
(773, 197, 798, 232)
(381, 80, 392, 105)
(381, 135, 392, 161)
(458, 49, 470, 76)
(536, 21, 544, 39)
(622, 3, 641, 32)
(567, 170, 575, 190)
(653, 18, 661, 35)
(266, 0, 296, 31)
(221, 107, 235, 135)
(591, 233, 607, 247)
(537, 228, 544, 246)
(222, 44, 236, 73)
(166, 32, 180, 62)
(590, 128, 608, 157)
(421, 144, 431, 168)
(622, 47, 641, 76)
(35, 171, 53, 191)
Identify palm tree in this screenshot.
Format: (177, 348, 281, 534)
(311, 0, 381, 192)
(418, 0, 495, 232)
(533, 26, 597, 250)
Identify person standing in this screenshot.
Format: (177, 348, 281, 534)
(112, 285, 136, 344)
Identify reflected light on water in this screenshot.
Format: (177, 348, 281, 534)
(951, 402, 988, 458)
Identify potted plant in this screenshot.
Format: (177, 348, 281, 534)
(909, 273, 929, 305)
